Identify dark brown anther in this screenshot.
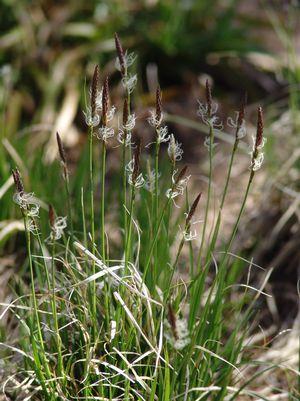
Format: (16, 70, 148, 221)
(186, 192, 201, 226)
(255, 107, 264, 149)
(132, 138, 141, 183)
(155, 85, 162, 126)
(175, 165, 188, 185)
(114, 32, 126, 76)
(101, 76, 109, 127)
(49, 204, 55, 228)
(91, 65, 100, 118)
(205, 79, 212, 118)
(56, 132, 66, 165)
(236, 92, 247, 132)
(12, 168, 24, 194)
(167, 303, 178, 340)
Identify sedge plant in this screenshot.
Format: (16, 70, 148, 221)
(2, 34, 292, 401)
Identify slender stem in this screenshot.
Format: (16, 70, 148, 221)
(205, 139, 238, 261)
(125, 186, 135, 271)
(143, 197, 171, 280)
(122, 139, 127, 249)
(24, 215, 53, 395)
(197, 124, 214, 269)
(88, 126, 97, 329)
(51, 241, 64, 383)
(224, 170, 254, 257)
(64, 168, 74, 244)
(101, 142, 107, 263)
(153, 139, 160, 280)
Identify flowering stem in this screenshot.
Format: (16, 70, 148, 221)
(205, 138, 239, 262)
(225, 170, 254, 255)
(153, 138, 160, 281)
(88, 125, 97, 329)
(143, 196, 171, 281)
(101, 141, 107, 263)
(197, 124, 214, 269)
(125, 186, 135, 272)
(51, 241, 65, 385)
(23, 215, 52, 394)
(64, 169, 74, 245)
(122, 139, 127, 249)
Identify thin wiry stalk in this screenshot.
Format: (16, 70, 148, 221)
(101, 141, 107, 262)
(88, 124, 97, 329)
(50, 240, 65, 385)
(197, 123, 214, 269)
(205, 137, 238, 261)
(56, 132, 74, 242)
(23, 215, 53, 396)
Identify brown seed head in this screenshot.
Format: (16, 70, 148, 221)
(175, 165, 188, 185)
(205, 79, 212, 117)
(167, 303, 178, 340)
(101, 76, 109, 127)
(186, 192, 201, 226)
(12, 168, 24, 194)
(114, 32, 126, 76)
(255, 107, 264, 149)
(56, 132, 66, 164)
(123, 98, 128, 127)
(236, 91, 247, 135)
(132, 138, 141, 183)
(155, 85, 162, 126)
(49, 204, 55, 228)
(91, 65, 100, 117)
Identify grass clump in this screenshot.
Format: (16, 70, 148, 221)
(1, 35, 295, 401)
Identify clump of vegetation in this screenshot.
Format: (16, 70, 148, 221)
(1, 35, 297, 401)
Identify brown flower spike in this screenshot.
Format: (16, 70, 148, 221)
(155, 85, 162, 126)
(186, 192, 201, 226)
(235, 92, 247, 139)
(205, 79, 212, 118)
(255, 107, 263, 149)
(132, 139, 141, 184)
(175, 165, 188, 186)
(114, 32, 126, 77)
(12, 168, 24, 194)
(91, 65, 100, 118)
(101, 77, 109, 127)
(56, 132, 66, 165)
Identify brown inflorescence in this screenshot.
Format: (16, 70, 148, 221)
(91, 65, 100, 118)
(155, 85, 162, 126)
(114, 32, 126, 77)
(12, 168, 24, 194)
(255, 107, 264, 149)
(205, 79, 212, 118)
(56, 132, 66, 165)
(186, 193, 201, 226)
(101, 77, 109, 127)
(175, 166, 188, 186)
